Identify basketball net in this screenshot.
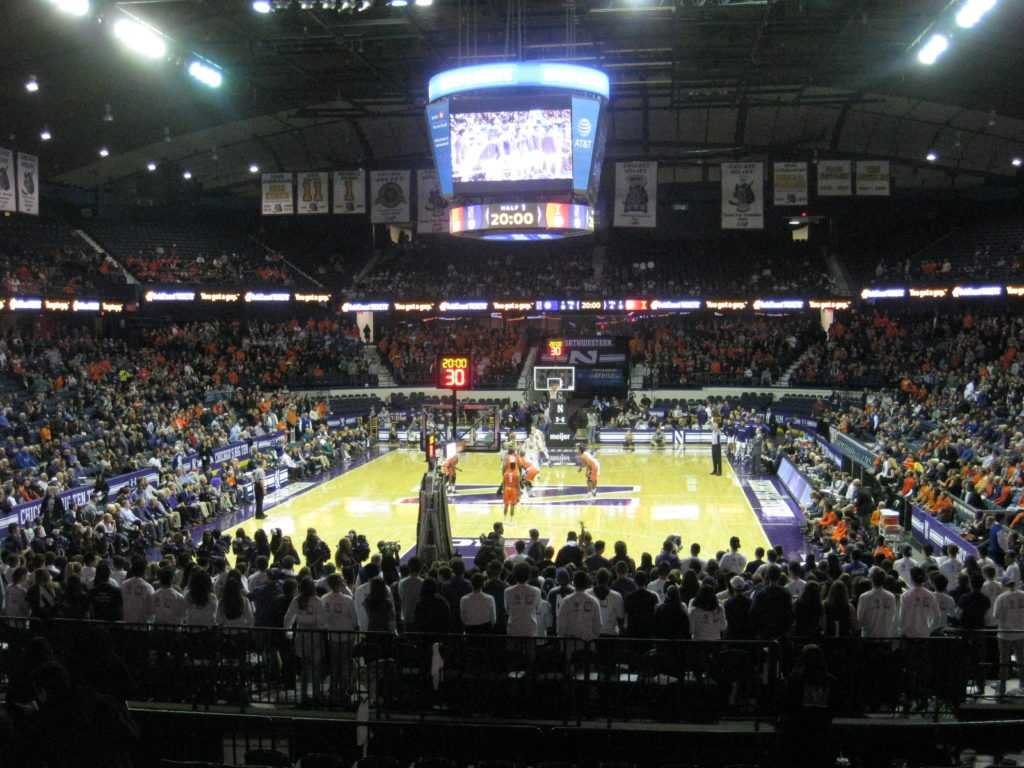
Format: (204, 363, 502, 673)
(548, 381, 562, 399)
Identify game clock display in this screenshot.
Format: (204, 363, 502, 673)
(449, 202, 593, 240)
(438, 355, 473, 389)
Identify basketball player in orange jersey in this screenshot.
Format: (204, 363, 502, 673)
(503, 448, 521, 519)
(518, 450, 539, 498)
(577, 444, 600, 499)
(440, 452, 460, 495)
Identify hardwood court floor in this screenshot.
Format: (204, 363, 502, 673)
(238, 447, 772, 563)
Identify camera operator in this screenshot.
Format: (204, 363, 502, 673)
(377, 540, 401, 584)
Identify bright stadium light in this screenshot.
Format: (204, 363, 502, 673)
(1013, 158, 1023, 167)
(249, 164, 260, 173)
(957, 0, 997, 29)
(182, 171, 193, 180)
(147, 161, 157, 171)
(390, 0, 408, 6)
(188, 60, 223, 88)
(53, 0, 90, 17)
(99, 147, 109, 157)
(926, 151, 938, 162)
(252, 0, 272, 12)
(414, 0, 433, 5)
(917, 34, 949, 65)
(113, 18, 168, 60)
(40, 126, 52, 141)
(25, 75, 39, 93)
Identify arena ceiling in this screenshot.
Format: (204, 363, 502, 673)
(3, 0, 1024, 193)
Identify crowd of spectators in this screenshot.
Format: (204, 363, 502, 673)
(375, 318, 527, 388)
(0, 216, 125, 296)
(869, 211, 1024, 286)
(0, 317, 381, 564)
(350, 238, 597, 300)
(628, 315, 821, 388)
(602, 238, 842, 298)
(84, 219, 296, 287)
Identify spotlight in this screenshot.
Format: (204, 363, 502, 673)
(188, 60, 223, 88)
(926, 152, 938, 162)
(249, 164, 260, 173)
(956, 0, 997, 29)
(357, 0, 373, 9)
(99, 147, 109, 157)
(40, 126, 52, 141)
(53, 0, 90, 17)
(390, 0, 408, 5)
(414, 0, 433, 5)
(1013, 158, 1022, 167)
(147, 161, 157, 171)
(252, 0, 272, 11)
(917, 34, 948, 65)
(183, 171, 193, 180)
(113, 18, 168, 60)
(103, 104, 114, 123)
(25, 76, 39, 93)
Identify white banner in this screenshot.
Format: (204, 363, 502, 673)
(721, 162, 764, 229)
(296, 171, 328, 214)
(613, 161, 657, 228)
(817, 160, 852, 196)
(856, 160, 890, 196)
(0, 148, 15, 213)
(416, 168, 450, 234)
(773, 161, 808, 206)
(370, 170, 411, 224)
(261, 173, 294, 216)
(332, 169, 366, 215)
(16, 152, 39, 216)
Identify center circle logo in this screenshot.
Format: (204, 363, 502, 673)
(576, 118, 592, 138)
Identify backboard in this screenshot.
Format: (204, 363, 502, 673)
(532, 366, 576, 392)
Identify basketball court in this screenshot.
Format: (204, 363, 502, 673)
(228, 444, 777, 568)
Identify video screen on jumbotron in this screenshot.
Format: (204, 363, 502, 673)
(450, 98, 572, 194)
(451, 108, 572, 185)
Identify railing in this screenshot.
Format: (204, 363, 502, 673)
(0, 619, 1000, 723)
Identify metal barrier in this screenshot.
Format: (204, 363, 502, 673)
(0, 619, 1011, 723)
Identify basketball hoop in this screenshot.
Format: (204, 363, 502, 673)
(548, 381, 562, 399)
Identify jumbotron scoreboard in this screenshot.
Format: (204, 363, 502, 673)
(449, 201, 594, 241)
(425, 61, 609, 241)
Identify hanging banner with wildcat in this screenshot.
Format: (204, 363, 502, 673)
(416, 168, 450, 234)
(0, 148, 15, 213)
(772, 161, 808, 206)
(16, 152, 39, 216)
(296, 171, 329, 215)
(261, 173, 294, 216)
(332, 169, 366, 215)
(613, 161, 657, 228)
(721, 162, 763, 229)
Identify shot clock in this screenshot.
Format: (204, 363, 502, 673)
(438, 355, 473, 389)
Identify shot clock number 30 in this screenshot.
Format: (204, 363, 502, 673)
(438, 355, 473, 390)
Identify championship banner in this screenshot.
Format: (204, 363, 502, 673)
(296, 171, 328, 214)
(613, 161, 657, 228)
(416, 168, 450, 234)
(772, 161, 808, 206)
(721, 162, 764, 229)
(0, 148, 15, 213)
(261, 173, 294, 216)
(332, 169, 366, 215)
(817, 160, 852, 196)
(855, 160, 890, 196)
(370, 169, 411, 224)
(16, 152, 39, 216)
